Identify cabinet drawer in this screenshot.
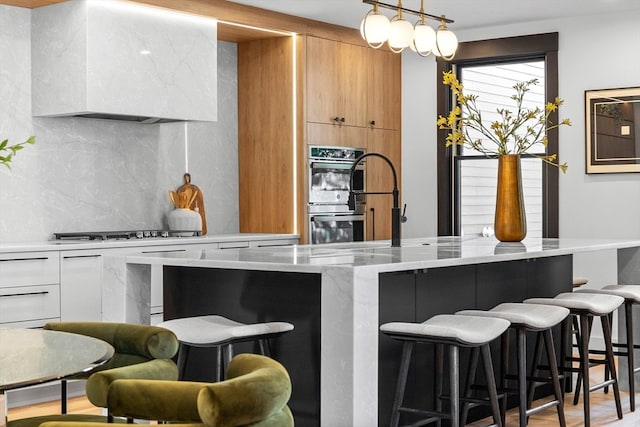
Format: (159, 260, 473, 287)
(0, 252, 60, 288)
(0, 284, 60, 324)
(219, 241, 249, 249)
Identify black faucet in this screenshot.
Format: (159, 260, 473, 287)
(348, 152, 404, 247)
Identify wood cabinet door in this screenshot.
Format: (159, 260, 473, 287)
(306, 36, 340, 125)
(336, 41, 369, 128)
(365, 128, 401, 241)
(368, 49, 401, 130)
(306, 122, 367, 149)
(306, 37, 373, 128)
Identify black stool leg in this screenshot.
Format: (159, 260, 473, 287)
(543, 328, 567, 427)
(61, 380, 68, 414)
(625, 301, 636, 412)
(176, 343, 190, 381)
(604, 312, 614, 394)
(215, 346, 222, 382)
(601, 314, 623, 419)
(516, 328, 527, 427)
(560, 317, 570, 394)
(460, 346, 480, 425)
(390, 341, 414, 427)
(480, 344, 503, 427)
(579, 314, 592, 427)
(434, 343, 444, 427)
(526, 331, 544, 410)
(499, 330, 510, 425)
(258, 338, 272, 356)
(448, 345, 460, 427)
(575, 316, 594, 406)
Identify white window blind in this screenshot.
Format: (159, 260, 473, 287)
(457, 61, 545, 238)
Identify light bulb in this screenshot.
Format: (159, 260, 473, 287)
(388, 17, 414, 50)
(413, 22, 436, 55)
(434, 24, 458, 58)
(360, 11, 390, 45)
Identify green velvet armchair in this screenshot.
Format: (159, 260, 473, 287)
(39, 353, 294, 427)
(47, 322, 179, 409)
(8, 322, 179, 427)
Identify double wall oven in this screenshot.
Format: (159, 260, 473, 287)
(308, 146, 366, 244)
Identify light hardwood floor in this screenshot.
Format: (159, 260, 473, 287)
(7, 373, 640, 426)
(468, 364, 639, 426)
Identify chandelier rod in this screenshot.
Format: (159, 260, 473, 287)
(362, 0, 454, 24)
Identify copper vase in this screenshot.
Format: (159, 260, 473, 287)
(494, 154, 527, 242)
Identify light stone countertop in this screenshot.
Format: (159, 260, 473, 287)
(118, 235, 640, 273)
(0, 233, 299, 254)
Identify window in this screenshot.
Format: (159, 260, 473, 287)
(436, 33, 560, 238)
(458, 61, 545, 238)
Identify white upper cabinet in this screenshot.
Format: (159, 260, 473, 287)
(32, 0, 217, 123)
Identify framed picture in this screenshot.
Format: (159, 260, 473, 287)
(585, 87, 640, 173)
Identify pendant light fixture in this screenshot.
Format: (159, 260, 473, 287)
(360, 2, 391, 48)
(387, 1, 414, 52)
(360, 0, 457, 60)
(410, 0, 436, 56)
(433, 17, 459, 60)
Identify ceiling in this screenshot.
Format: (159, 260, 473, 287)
(225, 0, 640, 32)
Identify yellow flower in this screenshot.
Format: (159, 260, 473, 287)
(438, 71, 571, 172)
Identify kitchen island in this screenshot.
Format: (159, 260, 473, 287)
(103, 236, 640, 427)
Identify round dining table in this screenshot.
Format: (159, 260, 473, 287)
(0, 328, 114, 427)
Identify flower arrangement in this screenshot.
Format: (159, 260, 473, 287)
(437, 71, 571, 172)
(0, 136, 35, 169)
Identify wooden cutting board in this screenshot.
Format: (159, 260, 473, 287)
(175, 173, 207, 235)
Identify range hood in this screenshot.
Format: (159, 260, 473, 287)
(31, 0, 218, 123)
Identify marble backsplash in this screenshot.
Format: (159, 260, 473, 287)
(0, 6, 239, 242)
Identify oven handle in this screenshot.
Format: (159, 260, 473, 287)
(311, 215, 364, 222)
(310, 162, 363, 170)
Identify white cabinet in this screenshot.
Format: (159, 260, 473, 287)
(60, 250, 102, 321)
(0, 236, 298, 327)
(0, 252, 60, 327)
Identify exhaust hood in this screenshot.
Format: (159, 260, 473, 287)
(31, 0, 218, 123)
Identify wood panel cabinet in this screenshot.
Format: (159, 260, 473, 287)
(238, 32, 401, 243)
(306, 36, 401, 130)
(238, 37, 296, 235)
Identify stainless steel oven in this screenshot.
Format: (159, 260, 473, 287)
(307, 145, 366, 244)
(309, 212, 365, 244)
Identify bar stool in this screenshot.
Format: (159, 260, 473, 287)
(525, 292, 625, 427)
(575, 284, 640, 412)
(158, 315, 294, 380)
(457, 303, 569, 427)
(380, 314, 510, 427)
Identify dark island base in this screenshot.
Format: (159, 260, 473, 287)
(163, 267, 322, 427)
(162, 255, 572, 427)
(378, 255, 573, 426)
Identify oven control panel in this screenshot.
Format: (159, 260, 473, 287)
(309, 146, 365, 162)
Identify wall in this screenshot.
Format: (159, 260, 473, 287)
(0, 5, 239, 242)
(403, 10, 640, 243)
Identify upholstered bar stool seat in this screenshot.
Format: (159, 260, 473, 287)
(158, 315, 294, 380)
(457, 303, 569, 427)
(525, 292, 625, 427)
(576, 285, 640, 411)
(381, 314, 510, 427)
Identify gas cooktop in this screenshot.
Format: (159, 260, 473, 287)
(53, 230, 202, 240)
